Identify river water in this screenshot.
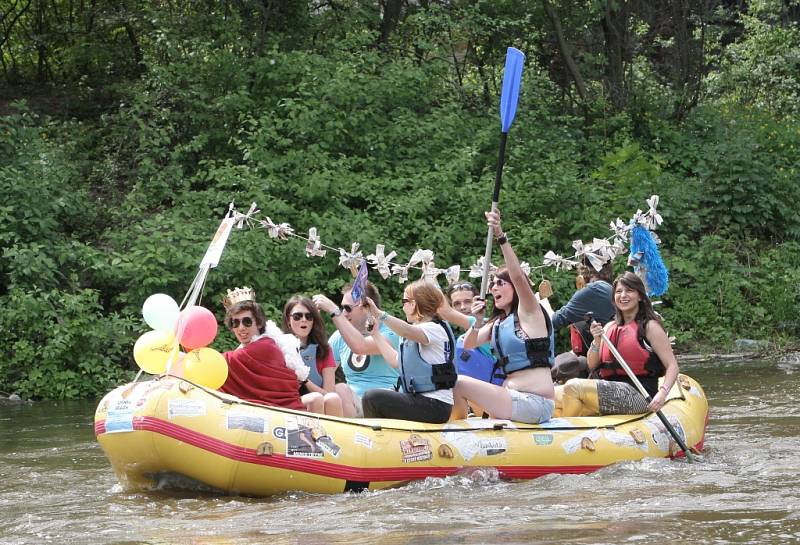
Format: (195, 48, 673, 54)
(1, 358, 799, 545)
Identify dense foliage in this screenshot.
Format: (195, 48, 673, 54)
(1, 0, 799, 399)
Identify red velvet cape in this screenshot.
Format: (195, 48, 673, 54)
(220, 336, 305, 410)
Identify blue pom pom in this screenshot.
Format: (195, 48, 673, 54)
(629, 226, 669, 297)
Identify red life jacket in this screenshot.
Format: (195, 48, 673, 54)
(570, 323, 588, 356)
(221, 336, 305, 410)
(597, 321, 665, 380)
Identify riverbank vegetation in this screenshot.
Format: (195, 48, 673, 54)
(1, 0, 799, 399)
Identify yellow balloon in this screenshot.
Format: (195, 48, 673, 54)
(183, 347, 229, 390)
(133, 330, 177, 374)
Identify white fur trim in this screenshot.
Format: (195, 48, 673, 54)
(245, 321, 310, 382)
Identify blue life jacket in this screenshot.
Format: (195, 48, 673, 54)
(399, 320, 458, 394)
(455, 335, 503, 386)
(491, 310, 554, 377)
(300, 344, 324, 387)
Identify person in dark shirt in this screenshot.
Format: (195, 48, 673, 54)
(548, 261, 615, 383)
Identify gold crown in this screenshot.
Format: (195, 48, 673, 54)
(222, 286, 256, 309)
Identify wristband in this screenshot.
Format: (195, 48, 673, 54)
(589, 343, 600, 353)
(497, 233, 508, 245)
(379, 311, 388, 322)
(330, 308, 342, 318)
(660, 385, 669, 394)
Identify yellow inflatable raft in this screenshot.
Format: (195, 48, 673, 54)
(95, 374, 708, 496)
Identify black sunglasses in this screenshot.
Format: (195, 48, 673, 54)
(402, 298, 413, 304)
(290, 312, 314, 321)
(490, 278, 509, 289)
(342, 304, 355, 313)
(229, 316, 254, 329)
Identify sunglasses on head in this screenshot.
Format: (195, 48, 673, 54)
(290, 311, 314, 321)
(229, 316, 254, 329)
(448, 282, 474, 293)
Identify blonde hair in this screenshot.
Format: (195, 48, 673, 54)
(406, 280, 444, 321)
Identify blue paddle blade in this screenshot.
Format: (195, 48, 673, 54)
(499, 47, 525, 133)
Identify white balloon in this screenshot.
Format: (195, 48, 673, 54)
(142, 293, 180, 333)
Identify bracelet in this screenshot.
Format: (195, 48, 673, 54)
(589, 343, 600, 353)
(497, 232, 508, 245)
(660, 385, 669, 394)
(330, 308, 342, 318)
(378, 311, 388, 322)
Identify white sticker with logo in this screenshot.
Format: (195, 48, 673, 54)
(105, 399, 135, 433)
(353, 432, 373, 449)
(167, 399, 207, 419)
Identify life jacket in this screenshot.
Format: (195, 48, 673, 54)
(491, 310, 554, 377)
(455, 335, 503, 385)
(569, 320, 593, 356)
(299, 344, 323, 387)
(597, 321, 665, 380)
(399, 320, 458, 394)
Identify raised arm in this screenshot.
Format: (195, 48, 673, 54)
(312, 294, 382, 355)
(437, 296, 472, 331)
(368, 321, 399, 368)
(461, 297, 493, 349)
(487, 209, 546, 335)
(363, 297, 430, 345)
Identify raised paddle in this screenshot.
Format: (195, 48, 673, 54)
(478, 47, 525, 304)
(585, 312, 697, 463)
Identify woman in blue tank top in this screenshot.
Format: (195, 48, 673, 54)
(452, 208, 556, 424)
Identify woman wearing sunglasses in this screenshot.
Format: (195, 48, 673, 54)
(452, 208, 556, 424)
(281, 295, 343, 417)
(357, 279, 457, 423)
(218, 291, 307, 411)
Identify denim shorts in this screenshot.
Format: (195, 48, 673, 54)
(509, 389, 554, 424)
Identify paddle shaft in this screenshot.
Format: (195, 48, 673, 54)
(597, 330, 696, 462)
(479, 132, 508, 301)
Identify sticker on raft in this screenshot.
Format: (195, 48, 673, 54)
(105, 399, 135, 433)
(561, 429, 601, 454)
(167, 399, 206, 419)
(400, 434, 432, 463)
(533, 434, 554, 446)
(602, 429, 649, 452)
(645, 416, 686, 453)
(227, 413, 267, 433)
(285, 415, 324, 458)
(354, 432, 373, 450)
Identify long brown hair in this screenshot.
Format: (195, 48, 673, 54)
(281, 295, 330, 360)
(488, 268, 519, 322)
(612, 272, 661, 339)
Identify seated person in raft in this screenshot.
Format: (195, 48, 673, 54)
(281, 295, 344, 417)
(548, 261, 615, 384)
(216, 287, 308, 411)
(559, 272, 679, 417)
(438, 281, 502, 386)
(452, 208, 556, 424)
(313, 281, 400, 418)
(359, 280, 457, 424)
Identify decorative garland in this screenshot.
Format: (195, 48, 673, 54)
(226, 195, 667, 294)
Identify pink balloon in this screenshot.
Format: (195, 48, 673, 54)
(177, 306, 218, 350)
